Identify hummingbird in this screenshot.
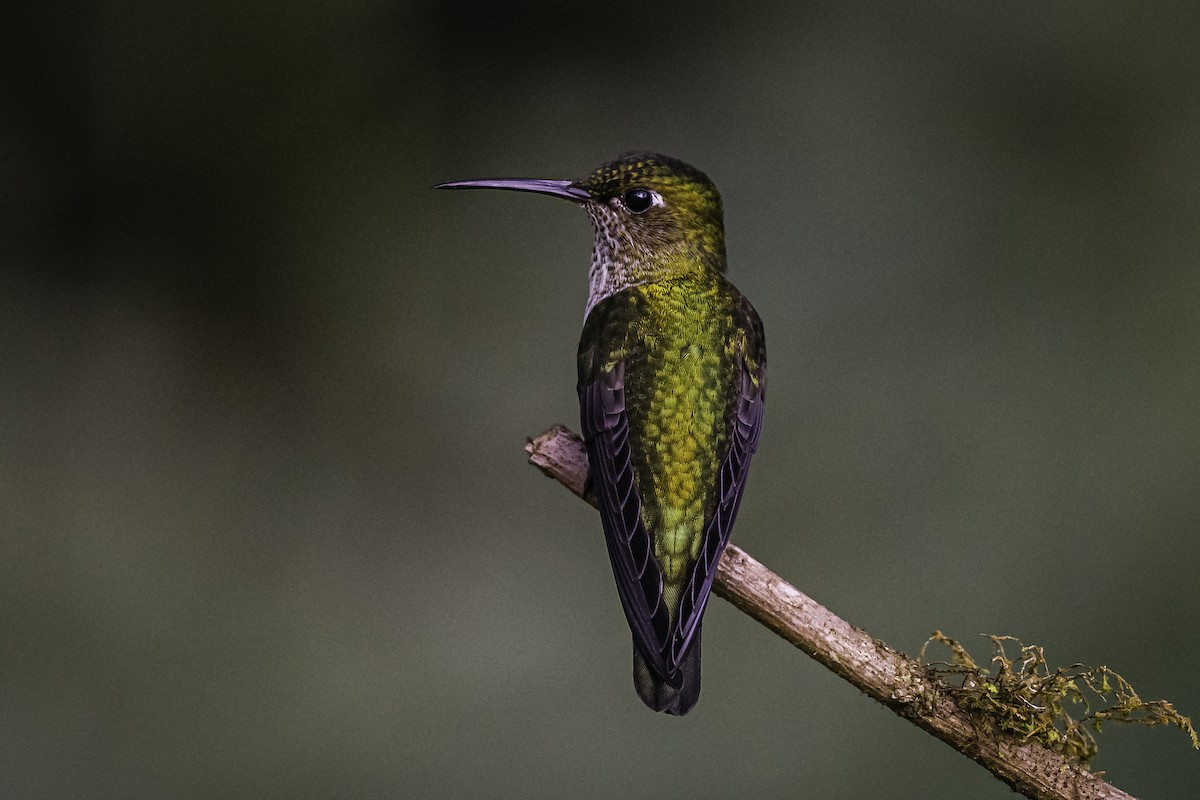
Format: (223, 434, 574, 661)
(437, 152, 765, 715)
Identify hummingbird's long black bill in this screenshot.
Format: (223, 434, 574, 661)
(433, 178, 590, 202)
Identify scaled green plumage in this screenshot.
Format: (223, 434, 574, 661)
(580, 277, 750, 584)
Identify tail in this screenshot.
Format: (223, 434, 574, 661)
(632, 627, 702, 716)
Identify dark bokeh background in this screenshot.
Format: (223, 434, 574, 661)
(4, 2, 1198, 797)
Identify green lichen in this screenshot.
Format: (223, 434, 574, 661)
(919, 631, 1199, 765)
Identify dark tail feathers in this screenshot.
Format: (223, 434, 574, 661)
(632, 629, 702, 716)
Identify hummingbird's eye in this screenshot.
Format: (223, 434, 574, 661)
(622, 188, 654, 214)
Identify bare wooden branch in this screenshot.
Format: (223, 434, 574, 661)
(525, 424, 1136, 800)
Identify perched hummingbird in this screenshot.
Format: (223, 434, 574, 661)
(437, 152, 765, 715)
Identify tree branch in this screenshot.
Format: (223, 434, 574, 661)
(525, 424, 1136, 800)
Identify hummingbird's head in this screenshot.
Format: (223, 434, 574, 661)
(437, 151, 726, 314)
(570, 151, 725, 273)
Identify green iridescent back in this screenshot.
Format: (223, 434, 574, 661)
(584, 278, 743, 584)
(577, 268, 764, 714)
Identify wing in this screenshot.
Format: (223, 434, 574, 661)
(579, 358, 675, 681)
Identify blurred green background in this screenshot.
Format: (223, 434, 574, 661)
(4, 1, 1198, 797)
